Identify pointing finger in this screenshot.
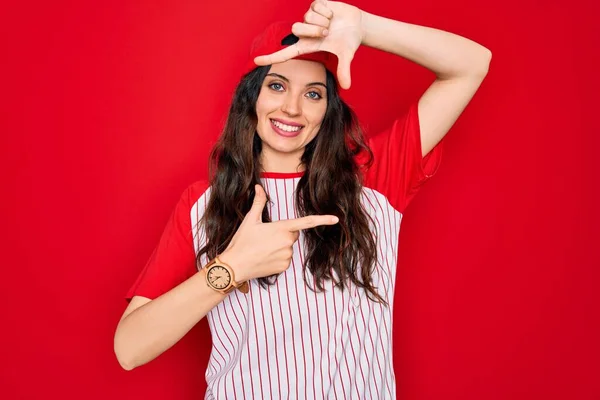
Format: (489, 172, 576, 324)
(277, 215, 339, 232)
(336, 52, 354, 89)
(292, 22, 329, 38)
(254, 44, 301, 66)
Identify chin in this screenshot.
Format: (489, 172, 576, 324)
(266, 140, 305, 154)
(259, 129, 304, 152)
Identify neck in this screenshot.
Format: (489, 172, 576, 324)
(259, 149, 305, 173)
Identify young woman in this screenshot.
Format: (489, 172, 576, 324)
(114, 1, 491, 398)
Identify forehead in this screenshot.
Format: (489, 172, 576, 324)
(268, 59, 327, 83)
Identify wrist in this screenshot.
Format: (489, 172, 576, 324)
(359, 10, 374, 46)
(217, 250, 248, 283)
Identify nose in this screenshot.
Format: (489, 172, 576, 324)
(281, 92, 301, 117)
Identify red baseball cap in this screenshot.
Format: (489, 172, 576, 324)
(244, 21, 339, 79)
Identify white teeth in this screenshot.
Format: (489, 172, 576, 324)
(272, 120, 302, 132)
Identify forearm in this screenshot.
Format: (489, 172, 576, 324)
(360, 11, 491, 79)
(114, 270, 226, 370)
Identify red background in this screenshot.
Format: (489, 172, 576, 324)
(2, 0, 599, 399)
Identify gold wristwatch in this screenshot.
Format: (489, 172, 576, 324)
(203, 256, 249, 294)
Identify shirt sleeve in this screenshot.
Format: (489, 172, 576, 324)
(125, 180, 209, 301)
(360, 102, 444, 213)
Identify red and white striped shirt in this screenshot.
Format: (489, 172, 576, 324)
(127, 103, 443, 399)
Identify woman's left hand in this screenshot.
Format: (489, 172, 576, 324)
(254, 0, 364, 89)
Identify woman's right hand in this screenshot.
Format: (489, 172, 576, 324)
(218, 184, 339, 283)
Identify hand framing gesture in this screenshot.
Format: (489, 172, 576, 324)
(254, 1, 364, 89)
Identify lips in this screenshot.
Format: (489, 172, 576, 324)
(271, 118, 303, 127)
(270, 119, 304, 138)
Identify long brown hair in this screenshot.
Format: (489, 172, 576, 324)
(197, 65, 386, 304)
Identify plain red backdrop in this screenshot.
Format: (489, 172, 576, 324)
(1, 0, 599, 399)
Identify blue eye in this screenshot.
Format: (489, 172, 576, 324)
(268, 82, 322, 100)
(269, 83, 284, 91)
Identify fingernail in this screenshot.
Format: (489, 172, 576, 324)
(322, 29, 328, 36)
(332, 216, 339, 223)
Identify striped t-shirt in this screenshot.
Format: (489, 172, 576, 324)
(126, 102, 443, 399)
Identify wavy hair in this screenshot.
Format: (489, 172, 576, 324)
(196, 65, 386, 304)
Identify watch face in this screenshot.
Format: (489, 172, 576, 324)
(207, 265, 232, 289)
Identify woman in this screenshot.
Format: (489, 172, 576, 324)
(114, 1, 491, 398)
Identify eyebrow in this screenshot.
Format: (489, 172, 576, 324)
(266, 73, 327, 90)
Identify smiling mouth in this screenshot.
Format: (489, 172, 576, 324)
(270, 119, 304, 137)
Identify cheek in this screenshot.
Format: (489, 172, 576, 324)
(304, 109, 327, 143)
(256, 92, 280, 118)
(306, 103, 327, 129)
(255, 97, 266, 118)
(255, 95, 275, 137)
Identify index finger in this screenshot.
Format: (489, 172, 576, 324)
(276, 215, 339, 232)
(254, 44, 300, 66)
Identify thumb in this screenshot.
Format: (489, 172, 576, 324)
(336, 52, 354, 90)
(245, 184, 267, 223)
